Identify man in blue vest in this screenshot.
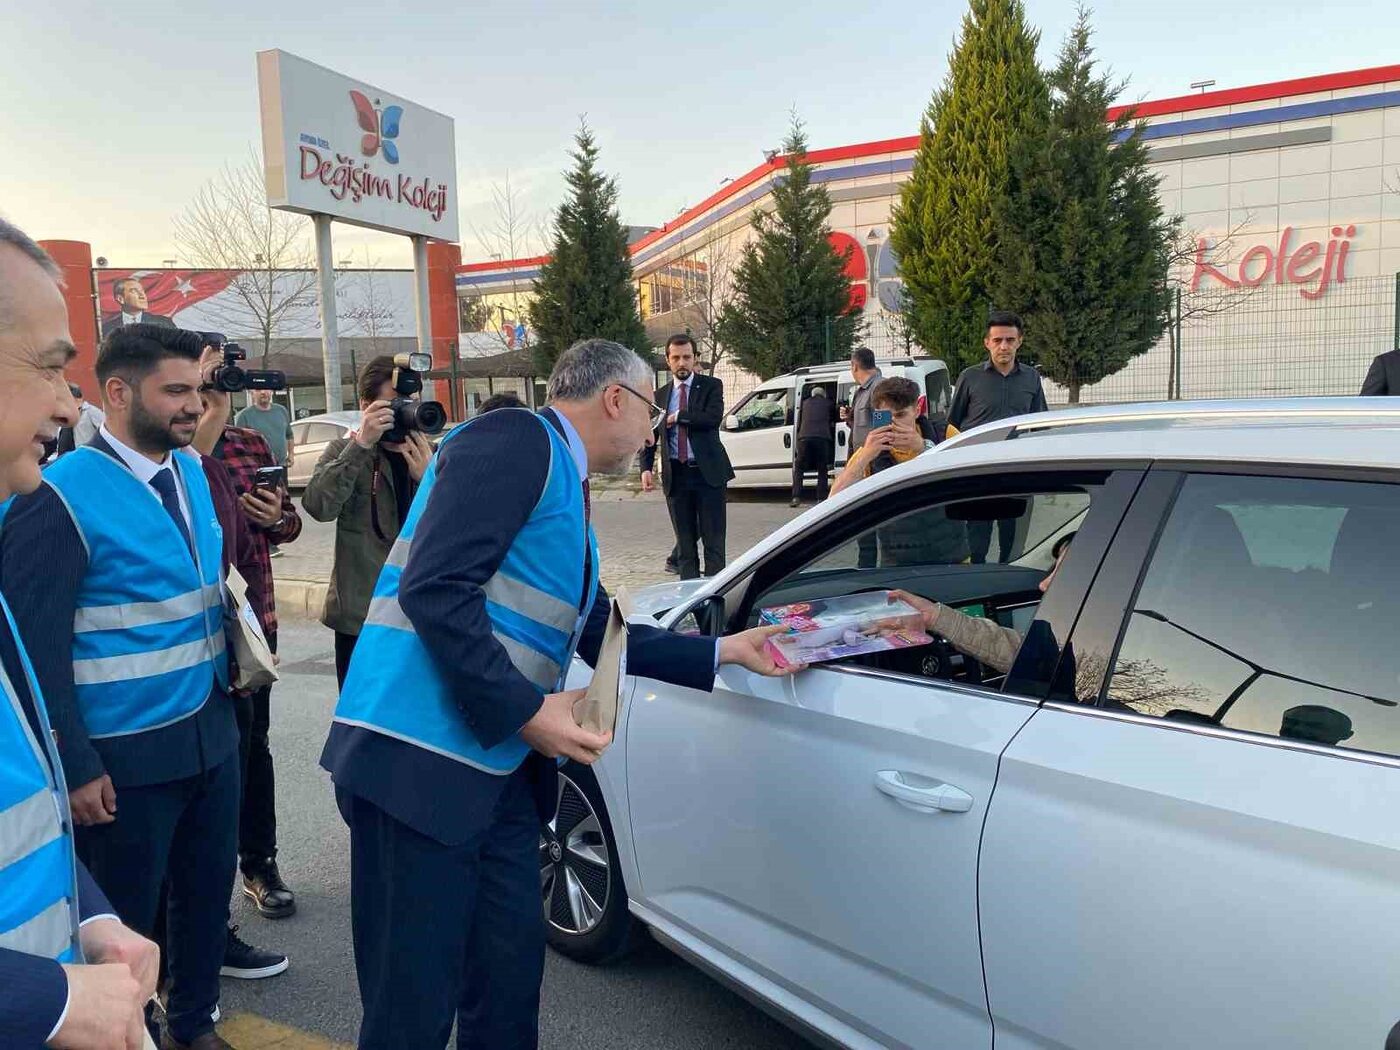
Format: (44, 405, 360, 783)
(322, 338, 794, 1049)
(1, 322, 242, 1050)
(0, 218, 161, 1048)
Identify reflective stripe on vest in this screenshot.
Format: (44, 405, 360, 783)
(334, 410, 599, 774)
(0, 595, 80, 962)
(43, 448, 227, 738)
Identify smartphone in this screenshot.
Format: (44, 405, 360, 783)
(870, 409, 893, 429)
(253, 466, 286, 492)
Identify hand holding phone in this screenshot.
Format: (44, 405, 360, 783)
(253, 466, 286, 492)
(870, 409, 893, 429)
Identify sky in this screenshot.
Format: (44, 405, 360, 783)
(2, 0, 1395, 269)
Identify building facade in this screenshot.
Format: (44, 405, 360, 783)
(458, 63, 1400, 406)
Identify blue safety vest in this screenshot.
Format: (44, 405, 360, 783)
(42, 447, 227, 738)
(0, 594, 81, 963)
(334, 411, 599, 774)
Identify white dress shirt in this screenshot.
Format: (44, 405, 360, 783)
(98, 424, 193, 532)
(121, 311, 143, 326)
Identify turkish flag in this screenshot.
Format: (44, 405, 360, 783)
(96, 269, 241, 327)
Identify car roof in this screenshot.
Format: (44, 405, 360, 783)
(292, 410, 360, 429)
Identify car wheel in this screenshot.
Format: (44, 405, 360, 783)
(540, 762, 639, 963)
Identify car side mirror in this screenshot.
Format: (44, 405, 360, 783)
(675, 595, 725, 638)
(723, 415, 738, 431)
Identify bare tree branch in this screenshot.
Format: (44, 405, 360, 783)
(172, 154, 318, 366)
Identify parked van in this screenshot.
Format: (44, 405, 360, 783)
(720, 356, 952, 488)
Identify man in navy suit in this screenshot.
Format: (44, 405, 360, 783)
(101, 278, 176, 339)
(0, 218, 159, 1049)
(322, 338, 794, 1049)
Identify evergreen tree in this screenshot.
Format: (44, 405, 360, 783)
(995, 8, 1177, 403)
(529, 122, 648, 371)
(890, 0, 1049, 372)
(716, 117, 861, 379)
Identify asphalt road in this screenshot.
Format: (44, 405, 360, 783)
(219, 620, 812, 1049)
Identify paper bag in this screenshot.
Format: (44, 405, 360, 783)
(573, 589, 633, 735)
(226, 566, 279, 692)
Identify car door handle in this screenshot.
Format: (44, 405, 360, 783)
(875, 770, 974, 813)
(783, 433, 792, 448)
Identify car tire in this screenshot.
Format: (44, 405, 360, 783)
(541, 761, 640, 964)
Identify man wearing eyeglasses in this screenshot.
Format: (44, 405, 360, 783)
(639, 334, 734, 580)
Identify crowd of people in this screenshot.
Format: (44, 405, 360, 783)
(0, 217, 793, 1050)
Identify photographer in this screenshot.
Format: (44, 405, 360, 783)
(302, 357, 434, 686)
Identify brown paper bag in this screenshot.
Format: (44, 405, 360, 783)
(572, 589, 634, 735)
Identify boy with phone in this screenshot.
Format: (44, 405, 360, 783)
(830, 377, 937, 498)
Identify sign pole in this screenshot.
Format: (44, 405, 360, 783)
(313, 213, 343, 411)
(411, 234, 434, 395)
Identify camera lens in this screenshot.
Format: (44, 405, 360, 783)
(213, 365, 247, 393)
(413, 400, 447, 435)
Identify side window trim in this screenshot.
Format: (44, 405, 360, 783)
(1048, 470, 1184, 705)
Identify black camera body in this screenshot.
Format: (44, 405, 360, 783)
(202, 333, 287, 393)
(386, 352, 447, 442)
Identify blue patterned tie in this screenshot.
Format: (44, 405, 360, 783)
(150, 467, 194, 554)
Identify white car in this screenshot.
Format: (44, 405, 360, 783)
(545, 398, 1400, 1050)
(721, 356, 952, 488)
(287, 410, 361, 488)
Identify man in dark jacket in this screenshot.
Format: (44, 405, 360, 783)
(302, 356, 433, 687)
(1360, 350, 1400, 396)
(792, 385, 835, 505)
(639, 334, 734, 579)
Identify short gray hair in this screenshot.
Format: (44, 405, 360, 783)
(546, 338, 652, 402)
(0, 216, 61, 332)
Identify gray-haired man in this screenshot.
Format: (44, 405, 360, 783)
(321, 338, 796, 1048)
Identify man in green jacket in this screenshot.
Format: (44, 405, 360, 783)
(302, 357, 433, 686)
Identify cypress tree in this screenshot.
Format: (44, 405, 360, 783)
(529, 121, 648, 371)
(716, 116, 861, 380)
(995, 8, 1177, 403)
(890, 0, 1049, 371)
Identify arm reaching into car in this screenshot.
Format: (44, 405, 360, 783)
(888, 590, 1023, 675)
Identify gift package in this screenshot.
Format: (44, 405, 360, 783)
(760, 591, 932, 670)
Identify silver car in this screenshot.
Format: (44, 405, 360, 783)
(287, 411, 361, 488)
(546, 398, 1400, 1050)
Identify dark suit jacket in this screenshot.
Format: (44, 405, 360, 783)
(0, 598, 117, 1046)
(0, 435, 238, 790)
(638, 373, 735, 493)
(321, 408, 718, 844)
(797, 393, 835, 440)
(1361, 350, 1400, 396)
(100, 311, 175, 338)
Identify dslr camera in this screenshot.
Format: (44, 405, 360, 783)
(201, 333, 287, 393)
(386, 352, 447, 442)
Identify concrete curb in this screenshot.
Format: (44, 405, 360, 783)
(274, 577, 328, 621)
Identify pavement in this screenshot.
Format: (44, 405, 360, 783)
(215, 618, 812, 1049)
(219, 486, 814, 1047)
(272, 480, 807, 618)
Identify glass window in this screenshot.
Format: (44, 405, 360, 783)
(925, 369, 952, 423)
(1104, 473, 1400, 759)
(462, 379, 492, 417)
(730, 388, 791, 431)
(750, 484, 1094, 689)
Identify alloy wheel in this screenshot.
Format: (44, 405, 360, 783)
(540, 771, 612, 935)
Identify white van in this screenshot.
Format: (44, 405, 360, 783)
(720, 356, 952, 488)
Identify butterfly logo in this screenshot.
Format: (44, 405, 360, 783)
(350, 90, 403, 165)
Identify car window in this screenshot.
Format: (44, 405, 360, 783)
(924, 370, 952, 423)
(731, 388, 791, 431)
(1103, 473, 1400, 759)
(749, 484, 1094, 690)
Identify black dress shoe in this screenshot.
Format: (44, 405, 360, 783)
(241, 857, 297, 919)
(663, 560, 680, 575)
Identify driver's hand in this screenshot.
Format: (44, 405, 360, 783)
(887, 589, 941, 632)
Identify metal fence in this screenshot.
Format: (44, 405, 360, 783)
(736, 273, 1400, 407)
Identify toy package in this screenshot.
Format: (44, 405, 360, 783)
(759, 591, 933, 670)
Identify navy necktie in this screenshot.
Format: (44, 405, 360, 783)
(150, 467, 194, 554)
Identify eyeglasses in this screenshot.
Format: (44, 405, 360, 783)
(615, 383, 664, 427)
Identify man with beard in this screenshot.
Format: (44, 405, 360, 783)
(0, 324, 240, 1050)
(639, 334, 733, 579)
(322, 338, 794, 1048)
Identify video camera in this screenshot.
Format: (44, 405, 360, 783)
(386, 352, 447, 442)
(201, 333, 287, 393)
